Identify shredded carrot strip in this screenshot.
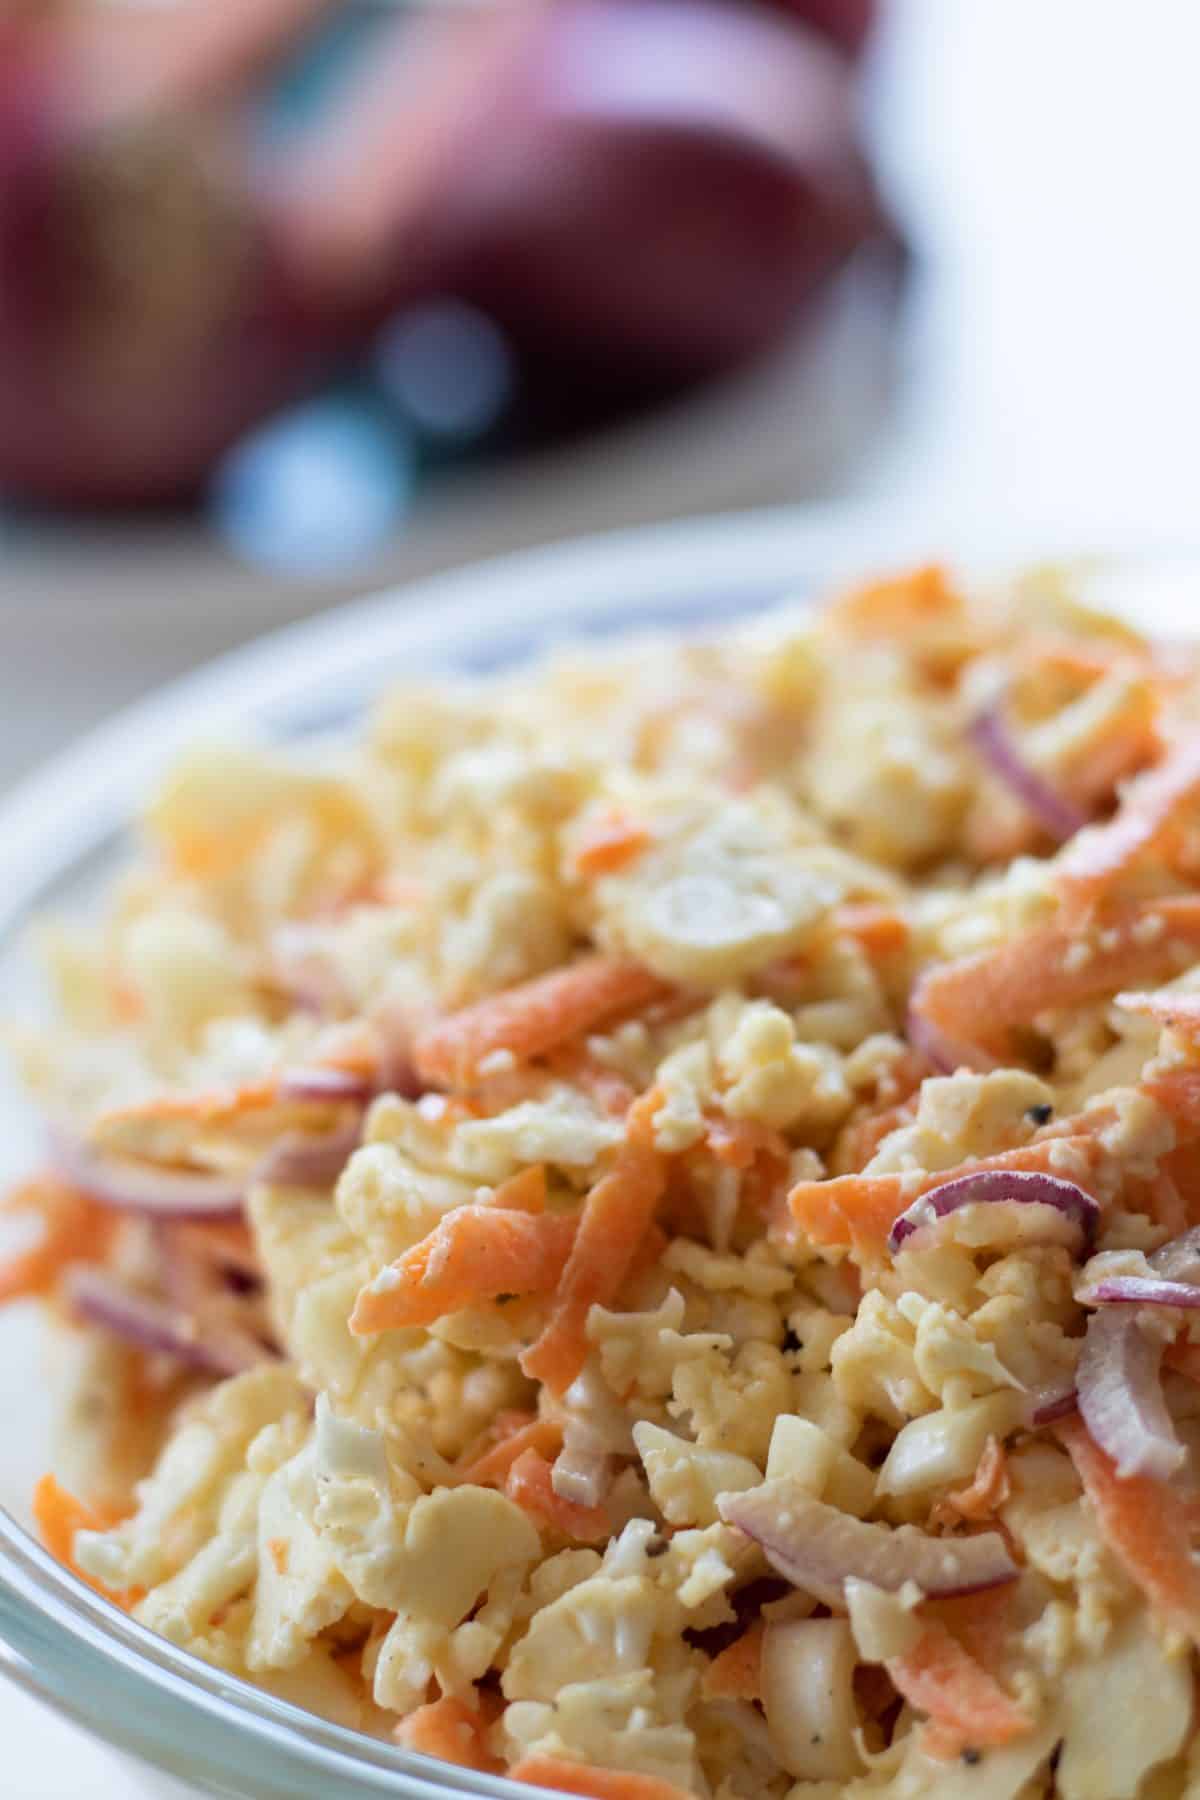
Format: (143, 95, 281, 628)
(96, 1078, 280, 1130)
(504, 1448, 610, 1543)
(573, 812, 652, 877)
(396, 1695, 501, 1773)
(789, 1137, 1098, 1257)
(520, 1090, 666, 1396)
(349, 1207, 578, 1334)
(510, 1757, 693, 1800)
(834, 903, 910, 960)
(0, 1179, 114, 1304)
(455, 1415, 563, 1488)
(486, 1165, 547, 1213)
(702, 1621, 765, 1701)
(910, 895, 1200, 1064)
(887, 1618, 1030, 1761)
(1056, 1416, 1200, 1641)
(412, 956, 672, 1089)
(32, 1474, 142, 1609)
(1057, 732, 1200, 914)
(932, 1436, 1010, 1527)
(827, 564, 962, 636)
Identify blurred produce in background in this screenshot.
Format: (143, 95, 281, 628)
(0, 0, 895, 564)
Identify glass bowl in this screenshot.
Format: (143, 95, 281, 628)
(0, 507, 878, 1798)
(1, 512, 1191, 1796)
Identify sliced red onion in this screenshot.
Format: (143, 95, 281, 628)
(968, 704, 1086, 843)
(49, 1128, 244, 1220)
(277, 1066, 374, 1104)
(1080, 1276, 1200, 1309)
(888, 1169, 1100, 1258)
(1026, 1383, 1079, 1426)
(905, 1002, 994, 1076)
(718, 1480, 1018, 1606)
(255, 1123, 362, 1189)
(64, 1265, 272, 1378)
(1077, 1305, 1182, 1480)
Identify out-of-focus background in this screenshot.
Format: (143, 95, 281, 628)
(7, 0, 1199, 793)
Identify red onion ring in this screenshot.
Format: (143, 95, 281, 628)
(968, 703, 1086, 843)
(1075, 1224, 1200, 1478)
(888, 1169, 1100, 1257)
(1080, 1276, 1200, 1309)
(719, 1481, 1018, 1603)
(276, 1066, 375, 1104)
(49, 1128, 244, 1220)
(1077, 1305, 1181, 1481)
(255, 1123, 362, 1189)
(64, 1265, 273, 1378)
(1026, 1384, 1079, 1427)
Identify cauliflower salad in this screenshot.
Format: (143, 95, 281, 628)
(10, 564, 1200, 1799)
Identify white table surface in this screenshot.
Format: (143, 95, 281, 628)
(8, 0, 1200, 1788)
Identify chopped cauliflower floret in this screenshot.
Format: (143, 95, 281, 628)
(593, 795, 840, 986)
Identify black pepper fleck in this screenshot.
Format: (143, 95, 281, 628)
(1026, 1103, 1053, 1125)
(962, 1748, 982, 1766)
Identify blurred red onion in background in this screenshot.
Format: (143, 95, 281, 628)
(0, 0, 890, 507)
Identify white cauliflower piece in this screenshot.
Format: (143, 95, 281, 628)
(336, 1140, 475, 1264)
(588, 1288, 732, 1404)
(896, 1293, 1025, 1405)
(716, 998, 852, 1133)
(866, 1068, 1053, 1176)
(830, 1291, 933, 1428)
(503, 1573, 669, 1701)
(594, 795, 840, 986)
(246, 1441, 354, 1672)
(503, 1671, 699, 1793)
(76, 1364, 310, 1593)
(669, 1341, 793, 1464)
(449, 1087, 623, 1183)
(633, 1421, 760, 1526)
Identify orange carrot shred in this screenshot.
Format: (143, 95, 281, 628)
(931, 1437, 1010, 1528)
(504, 1448, 611, 1543)
(412, 956, 671, 1090)
(573, 813, 652, 877)
(1057, 732, 1200, 914)
(349, 1207, 578, 1334)
(1056, 1415, 1200, 1641)
(702, 1621, 765, 1701)
(486, 1165, 548, 1213)
(834, 903, 911, 960)
(887, 1618, 1030, 1761)
(454, 1415, 563, 1488)
(0, 1179, 114, 1304)
(828, 564, 962, 636)
(910, 895, 1200, 1064)
(397, 1695, 502, 1773)
(520, 1090, 666, 1396)
(32, 1474, 142, 1609)
(510, 1756, 694, 1800)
